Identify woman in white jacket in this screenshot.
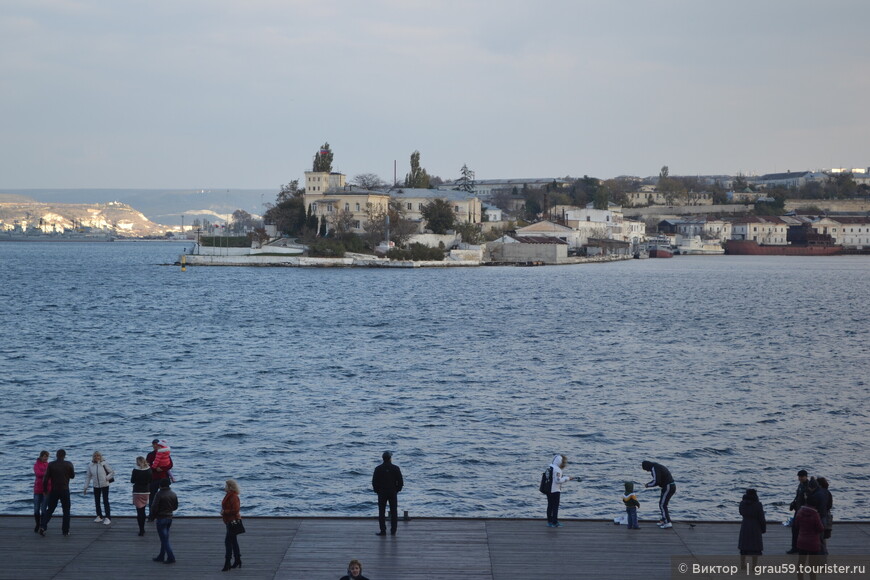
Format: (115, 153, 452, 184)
(83, 451, 115, 525)
(546, 454, 574, 527)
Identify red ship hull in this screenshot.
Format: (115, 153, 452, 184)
(724, 240, 842, 256)
(648, 247, 673, 258)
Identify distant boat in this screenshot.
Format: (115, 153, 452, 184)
(674, 236, 724, 255)
(647, 235, 673, 258)
(725, 224, 842, 256)
(724, 240, 841, 256)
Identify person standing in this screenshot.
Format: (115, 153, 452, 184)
(642, 460, 676, 529)
(131, 456, 152, 536)
(39, 449, 75, 536)
(815, 477, 833, 555)
(146, 439, 173, 521)
(622, 481, 641, 529)
(83, 450, 115, 525)
(372, 451, 403, 536)
(794, 496, 824, 580)
(738, 488, 766, 569)
(787, 469, 810, 554)
(151, 479, 178, 564)
(546, 454, 574, 527)
(32, 450, 51, 533)
(220, 479, 243, 571)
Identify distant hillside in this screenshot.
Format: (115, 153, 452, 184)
(0, 188, 276, 226)
(0, 200, 169, 237)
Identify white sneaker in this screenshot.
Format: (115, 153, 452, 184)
(659, 522, 672, 529)
(93, 517, 104, 522)
(103, 518, 111, 525)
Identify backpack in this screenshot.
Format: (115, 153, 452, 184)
(539, 466, 553, 494)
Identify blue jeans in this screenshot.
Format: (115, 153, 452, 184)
(41, 490, 71, 534)
(546, 491, 561, 524)
(33, 493, 49, 518)
(155, 518, 175, 561)
(626, 507, 638, 528)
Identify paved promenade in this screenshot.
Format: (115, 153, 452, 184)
(2, 516, 868, 580)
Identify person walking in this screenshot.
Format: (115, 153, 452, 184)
(339, 559, 371, 580)
(787, 469, 810, 554)
(131, 456, 152, 536)
(83, 450, 116, 525)
(32, 450, 51, 533)
(39, 449, 75, 536)
(146, 439, 173, 521)
(151, 479, 178, 564)
(738, 488, 766, 569)
(220, 479, 243, 571)
(545, 454, 574, 527)
(372, 451, 403, 536)
(642, 460, 676, 529)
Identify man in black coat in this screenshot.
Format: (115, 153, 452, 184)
(642, 460, 676, 529)
(372, 451, 403, 536)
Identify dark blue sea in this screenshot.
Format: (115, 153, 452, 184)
(1, 242, 867, 521)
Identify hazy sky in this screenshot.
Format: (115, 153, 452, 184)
(2, 0, 868, 189)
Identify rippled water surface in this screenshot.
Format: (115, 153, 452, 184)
(1, 242, 868, 521)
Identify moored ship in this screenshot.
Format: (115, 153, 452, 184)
(725, 224, 842, 256)
(724, 240, 842, 256)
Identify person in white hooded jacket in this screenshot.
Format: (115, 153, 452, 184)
(83, 451, 116, 525)
(546, 454, 574, 527)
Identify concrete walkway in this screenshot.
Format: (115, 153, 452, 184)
(2, 516, 868, 579)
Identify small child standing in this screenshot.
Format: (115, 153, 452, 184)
(623, 481, 641, 529)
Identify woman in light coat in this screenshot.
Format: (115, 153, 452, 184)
(83, 451, 115, 525)
(546, 454, 574, 527)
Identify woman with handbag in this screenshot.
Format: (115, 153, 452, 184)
(220, 479, 244, 571)
(83, 451, 115, 525)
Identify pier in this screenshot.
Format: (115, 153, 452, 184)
(3, 516, 868, 579)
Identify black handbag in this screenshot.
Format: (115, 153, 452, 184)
(228, 519, 246, 535)
(103, 464, 114, 483)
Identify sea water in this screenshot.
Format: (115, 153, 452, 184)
(1, 242, 867, 521)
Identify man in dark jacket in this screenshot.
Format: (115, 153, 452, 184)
(151, 479, 178, 564)
(372, 451, 403, 536)
(642, 460, 676, 529)
(787, 469, 809, 554)
(39, 449, 75, 536)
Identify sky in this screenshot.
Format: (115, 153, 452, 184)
(2, 0, 869, 189)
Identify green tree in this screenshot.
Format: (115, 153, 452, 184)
(277, 179, 303, 203)
(421, 198, 456, 234)
(264, 197, 306, 236)
(455, 222, 482, 244)
(456, 164, 475, 193)
(230, 209, 255, 234)
(313, 142, 333, 172)
(732, 173, 750, 192)
(404, 150, 430, 188)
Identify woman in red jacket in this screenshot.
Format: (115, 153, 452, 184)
(220, 479, 243, 571)
(32, 450, 51, 532)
